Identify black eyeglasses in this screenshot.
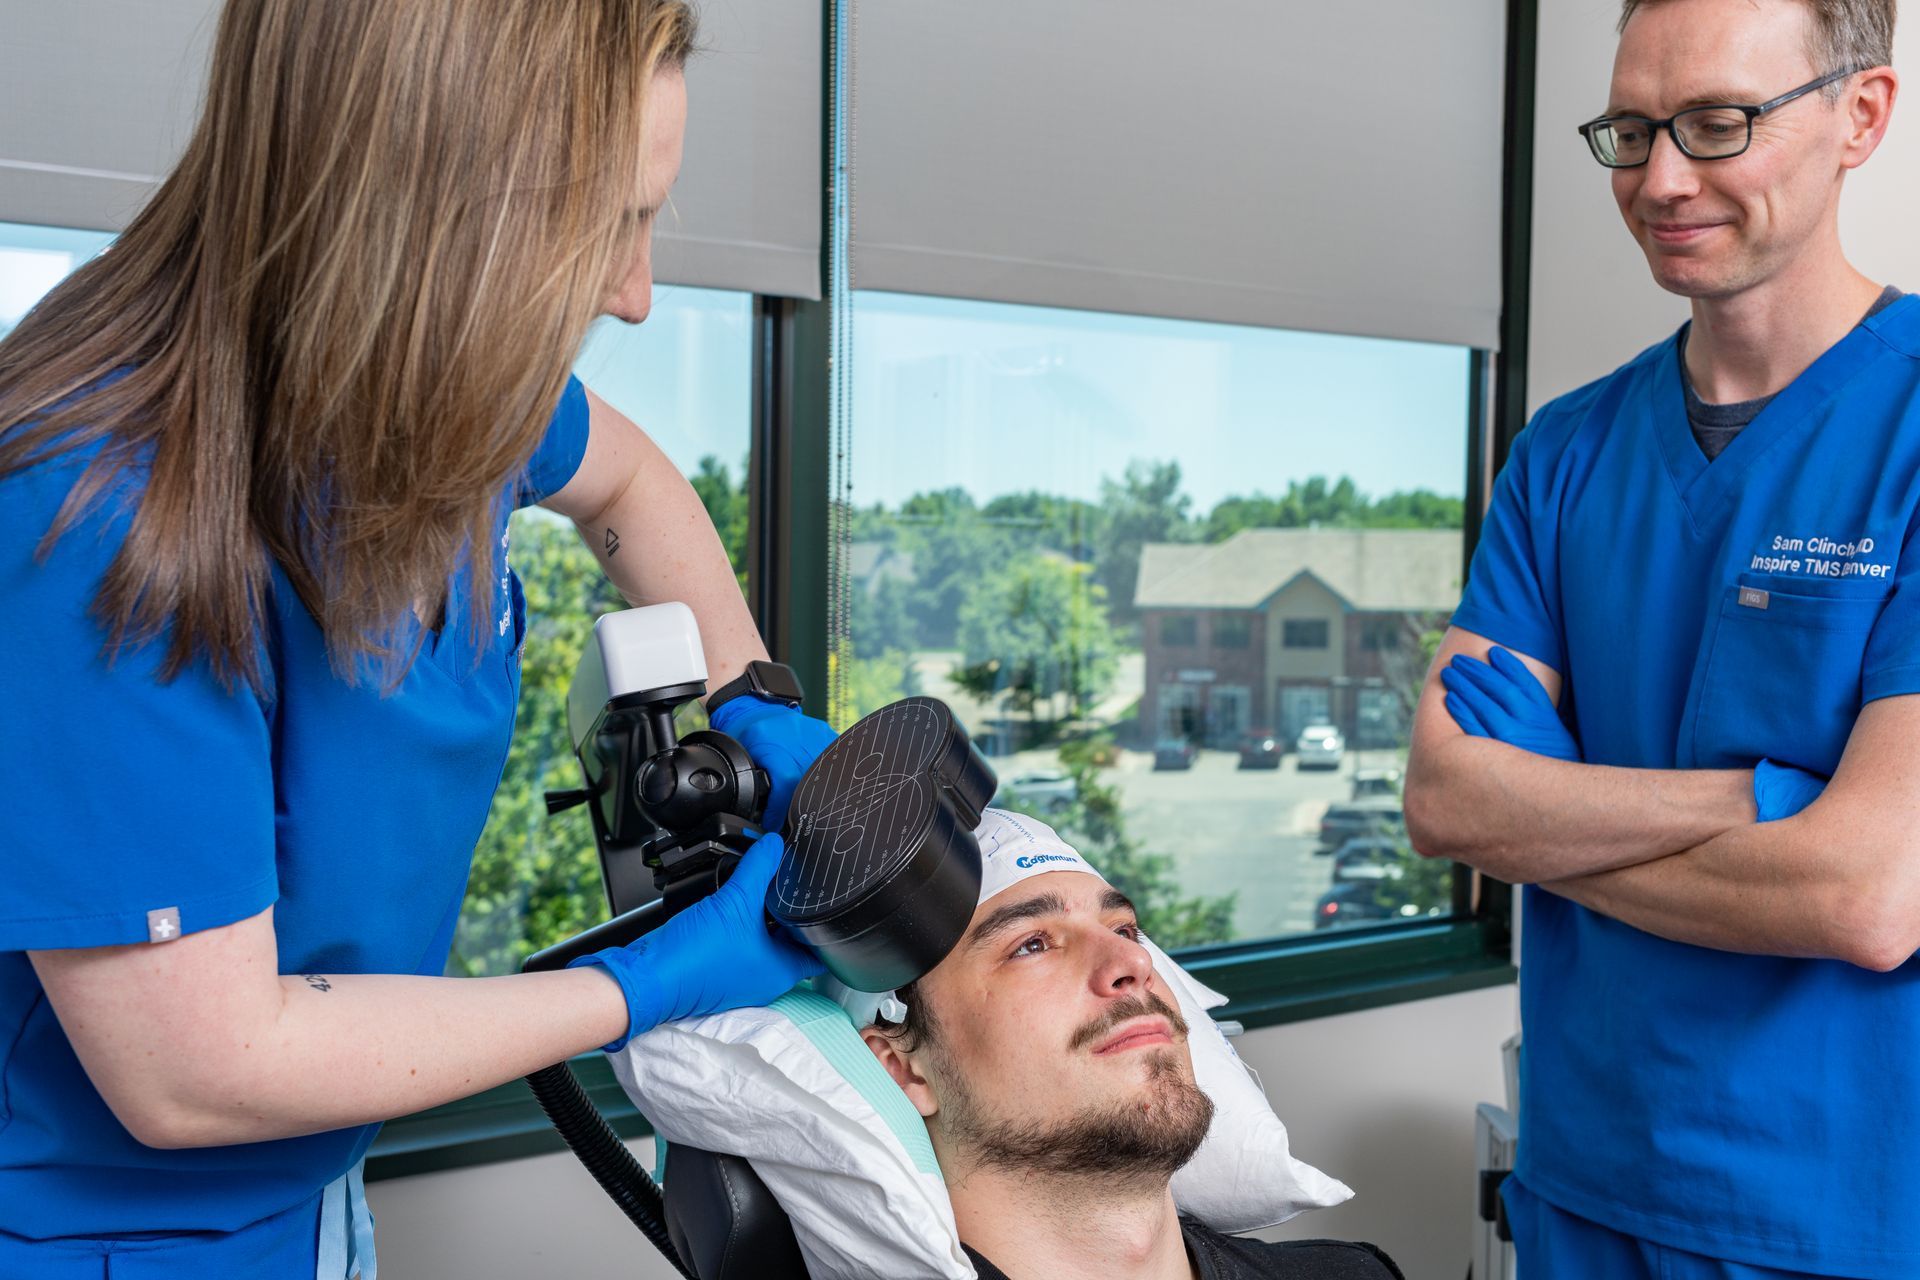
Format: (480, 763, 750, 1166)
(1577, 67, 1860, 168)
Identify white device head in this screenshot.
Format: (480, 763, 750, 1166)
(567, 603, 709, 752)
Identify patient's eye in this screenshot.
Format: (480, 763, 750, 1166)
(1011, 932, 1051, 957)
(1116, 921, 1143, 942)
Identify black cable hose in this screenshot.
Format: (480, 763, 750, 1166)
(525, 1061, 694, 1279)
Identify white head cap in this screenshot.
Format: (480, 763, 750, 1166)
(973, 806, 1108, 903)
(828, 807, 1108, 1025)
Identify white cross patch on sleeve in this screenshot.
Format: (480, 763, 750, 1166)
(146, 907, 181, 943)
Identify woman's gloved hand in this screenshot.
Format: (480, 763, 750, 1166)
(708, 693, 838, 829)
(1440, 646, 1582, 763)
(1754, 759, 1828, 822)
(570, 832, 822, 1052)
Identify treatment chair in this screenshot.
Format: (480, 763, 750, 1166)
(526, 919, 816, 1280)
(524, 891, 820, 1279)
(661, 1147, 810, 1279)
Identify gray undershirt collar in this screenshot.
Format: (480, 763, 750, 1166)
(1682, 284, 1904, 461)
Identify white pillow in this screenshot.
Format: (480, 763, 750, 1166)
(611, 942, 1350, 1280)
(613, 990, 971, 1279)
(1141, 938, 1353, 1231)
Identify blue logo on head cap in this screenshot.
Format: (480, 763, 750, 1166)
(1015, 853, 1077, 870)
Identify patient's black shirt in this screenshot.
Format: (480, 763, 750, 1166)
(963, 1216, 1405, 1279)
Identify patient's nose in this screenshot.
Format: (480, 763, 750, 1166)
(1090, 926, 1155, 996)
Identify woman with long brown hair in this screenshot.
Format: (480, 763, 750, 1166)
(0, 2, 833, 1274)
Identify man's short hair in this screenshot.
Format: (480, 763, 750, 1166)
(1618, 0, 1896, 97)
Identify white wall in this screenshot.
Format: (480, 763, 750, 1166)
(1528, 0, 1920, 413)
(1247, 985, 1517, 1274)
(369, 984, 1516, 1280)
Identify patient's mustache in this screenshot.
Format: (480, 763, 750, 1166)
(1069, 990, 1188, 1053)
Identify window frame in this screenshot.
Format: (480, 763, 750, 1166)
(369, 0, 1535, 1181)
(1281, 618, 1331, 650)
(1159, 613, 1199, 647)
(1359, 617, 1403, 652)
(1212, 613, 1253, 649)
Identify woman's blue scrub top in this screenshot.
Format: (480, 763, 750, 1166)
(1452, 296, 1920, 1277)
(0, 377, 590, 1272)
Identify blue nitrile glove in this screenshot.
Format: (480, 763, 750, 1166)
(570, 831, 823, 1052)
(708, 693, 839, 829)
(1440, 646, 1582, 763)
(1754, 758, 1828, 822)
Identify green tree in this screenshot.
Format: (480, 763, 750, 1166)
(845, 499, 901, 543)
(689, 454, 749, 592)
(838, 576, 924, 728)
(1201, 476, 1360, 538)
(836, 651, 921, 726)
(849, 573, 919, 660)
(1202, 476, 1463, 541)
(1354, 827, 1454, 923)
(892, 488, 1016, 648)
(997, 759, 1236, 948)
(980, 489, 1100, 563)
(1200, 493, 1296, 540)
(1355, 623, 1451, 921)
(1095, 460, 1195, 622)
(449, 513, 629, 976)
(1364, 488, 1466, 529)
(950, 554, 1119, 727)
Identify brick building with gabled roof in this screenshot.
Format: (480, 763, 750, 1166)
(1133, 528, 1463, 748)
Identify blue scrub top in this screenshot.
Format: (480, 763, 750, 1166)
(1453, 296, 1920, 1276)
(0, 377, 590, 1272)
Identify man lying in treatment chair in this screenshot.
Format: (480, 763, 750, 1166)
(858, 813, 1402, 1280)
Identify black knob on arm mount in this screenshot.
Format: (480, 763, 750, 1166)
(533, 606, 775, 964)
(544, 788, 591, 816)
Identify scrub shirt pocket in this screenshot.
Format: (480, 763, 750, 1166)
(1689, 579, 1888, 774)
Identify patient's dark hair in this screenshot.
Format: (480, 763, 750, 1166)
(871, 980, 940, 1053)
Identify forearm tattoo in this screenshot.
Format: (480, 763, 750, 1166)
(301, 974, 333, 993)
(604, 527, 622, 556)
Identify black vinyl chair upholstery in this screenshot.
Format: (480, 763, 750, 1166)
(663, 1145, 811, 1279)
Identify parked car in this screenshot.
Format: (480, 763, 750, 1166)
(1330, 836, 1408, 883)
(1237, 729, 1284, 770)
(1313, 881, 1423, 930)
(1350, 767, 1403, 800)
(1153, 736, 1198, 771)
(1295, 722, 1345, 770)
(1316, 797, 1405, 851)
(994, 769, 1078, 814)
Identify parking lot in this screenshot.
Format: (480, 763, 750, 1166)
(992, 743, 1408, 942)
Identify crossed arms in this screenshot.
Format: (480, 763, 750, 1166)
(1403, 626, 1920, 971)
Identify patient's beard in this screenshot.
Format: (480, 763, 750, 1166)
(936, 995, 1214, 1185)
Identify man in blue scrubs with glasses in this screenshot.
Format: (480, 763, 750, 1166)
(1404, 0, 1915, 1276)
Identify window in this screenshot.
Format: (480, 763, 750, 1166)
(839, 291, 1473, 948)
(0, 221, 115, 340)
(1278, 684, 1334, 740)
(1284, 619, 1331, 650)
(1361, 617, 1404, 651)
(448, 288, 756, 976)
(1210, 684, 1251, 738)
